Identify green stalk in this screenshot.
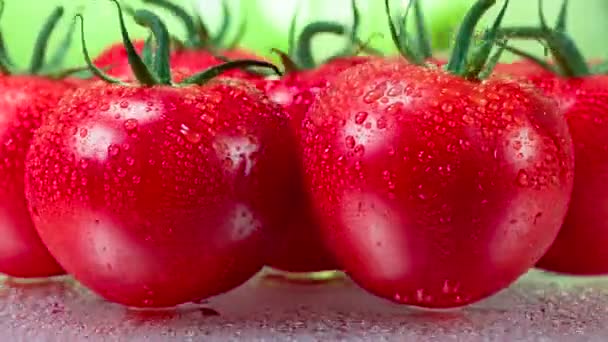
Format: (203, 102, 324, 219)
(109, 0, 158, 86)
(180, 60, 281, 85)
(446, 0, 497, 75)
(498, 26, 589, 77)
(132, 9, 173, 85)
(29, 7, 64, 74)
(296, 22, 346, 69)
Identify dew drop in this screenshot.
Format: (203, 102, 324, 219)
(516, 169, 529, 187)
(345, 136, 356, 149)
(354, 145, 365, 157)
(376, 117, 387, 129)
(441, 103, 453, 113)
(108, 144, 120, 157)
(354, 112, 368, 125)
(124, 118, 138, 131)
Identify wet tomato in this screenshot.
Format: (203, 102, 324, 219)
(25, 78, 297, 307)
(256, 56, 372, 273)
(302, 58, 574, 308)
(0, 75, 73, 278)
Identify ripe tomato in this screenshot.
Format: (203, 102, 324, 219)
(0, 76, 72, 278)
(257, 56, 372, 273)
(25, 3, 297, 307)
(25, 78, 296, 307)
(301, 56, 574, 308)
(301, 0, 575, 308)
(495, 2, 608, 274)
(0, 5, 82, 278)
(253, 8, 377, 272)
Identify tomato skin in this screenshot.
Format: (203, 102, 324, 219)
(302, 58, 574, 308)
(255, 56, 371, 273)
(25, 79, 298, 307)
(501, 68, 608, 275)
(0, 75, 75, 278)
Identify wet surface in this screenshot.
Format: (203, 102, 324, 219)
(0, 270, 607, 341)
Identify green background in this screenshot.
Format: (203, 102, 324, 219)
(2, 0, 608, 68)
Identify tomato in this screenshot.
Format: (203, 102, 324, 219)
(497, 16, 608, 274)
(300, 0, 574, 308)
(257, 56, 372, 273)
(24, 4, 297, 307)
(0, 5, 83, 277)
(0, 75, 72, 278)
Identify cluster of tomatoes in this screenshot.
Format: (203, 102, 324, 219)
(0, 0, 606, 310)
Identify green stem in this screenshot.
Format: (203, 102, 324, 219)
(133, 9, 173, 85)
(446, 0, 497, 75)
(109, 0, 158, 86)
(270, 49, 299, 74)
(212, 0, 231, 46)
(286, 2, 302, 58)
(555, 0, 569, 32)
(498, 42, 561, 74)
(45, 11, 78, 72)
(0, 33, 14, 74)
(29, 6, 64, 74)
(296, 21, 346, 69)
(180, 60, 281, 85)
(142, 0, 199, 47)
(141, 34, 155, 67)
(383, 0, 423, 64)
(498, 26, 589, 77)
(412, 0, 432, 59)
(464, 0, 509, 80)
(478, 44, 507, 79)
(76, 14, 126, 84)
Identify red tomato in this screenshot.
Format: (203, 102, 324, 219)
(497, 62, 608, 274)
(0, 5, 82, 277)
(24, 78, 298, 307)
(255, 56, 372, 272)
(0, 75, 74, 278)
(301, 57, 574, 308)
(24, 4, 298, 307)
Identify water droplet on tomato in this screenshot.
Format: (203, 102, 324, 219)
(124, 118, 138, 131)
(354, 145, 365, 157)
(180, 124, 202, 144)
(516, 169, 529, 187)
(345, 136, 356, 149)
(354, 112, 368, 125)
(376, 117, 387, 129)
(108, 144, 120, 157)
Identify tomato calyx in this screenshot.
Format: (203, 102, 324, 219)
(142, 0, 243, 54)
(0, 1, 81, 78)
(386, 0, 510, 81)
(79, 0, 281, 87)
(384, 0, 433, 65)
(271, 0, 381, 75)
(498, 0, 591, 77)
